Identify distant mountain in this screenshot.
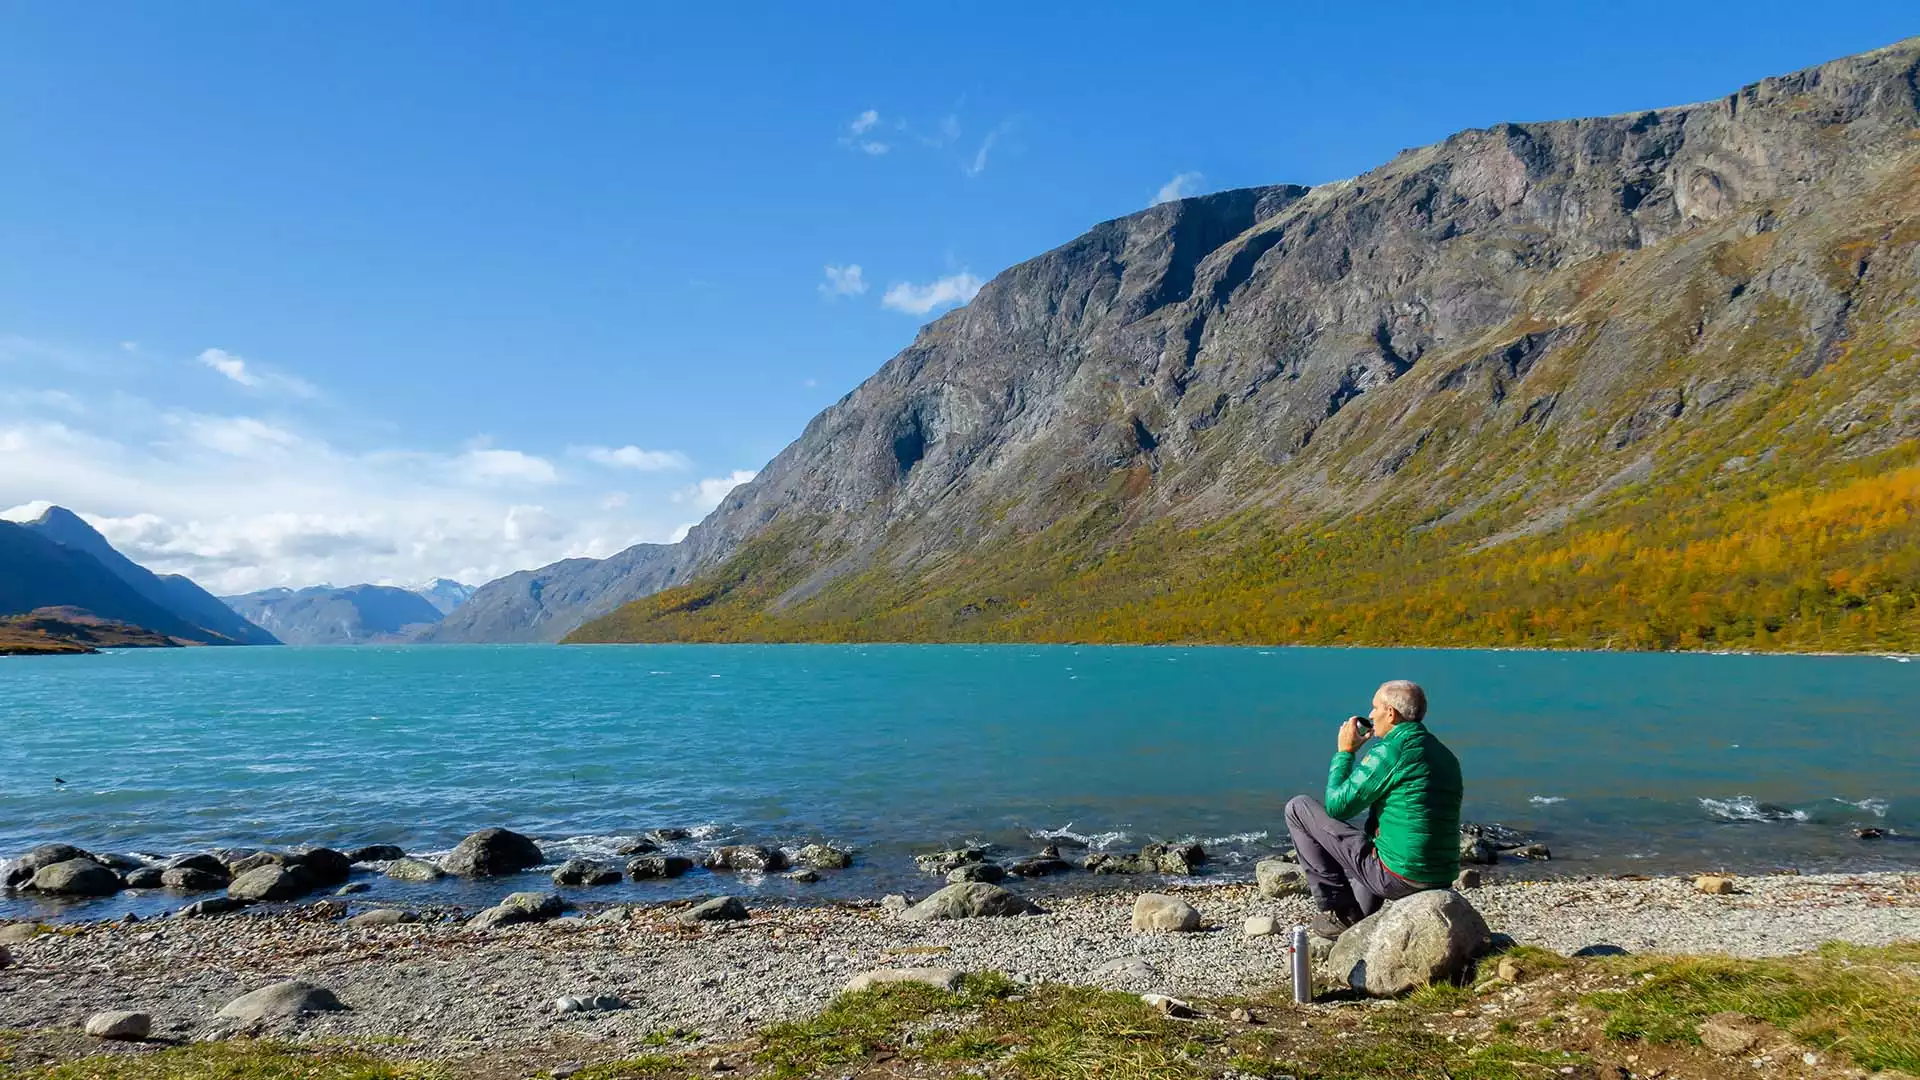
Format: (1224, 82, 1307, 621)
(411, 578, 477, 616)
(0, 522, 213, 643)
(20, 507, 279, 645)
(221, 584, 446, 645)
(420, 544, 689, 643)
(0, 606, 181, 654)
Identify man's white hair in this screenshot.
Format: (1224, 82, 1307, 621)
(1375, 679, 1427, 723)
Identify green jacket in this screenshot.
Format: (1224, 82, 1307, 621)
(1325, 720, 1462, 886)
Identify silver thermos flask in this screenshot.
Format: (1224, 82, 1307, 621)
(1290, 925, 1311, 1004)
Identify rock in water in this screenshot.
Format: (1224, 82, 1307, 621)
(678, 896, 749, 924)
(442, 828, 544, 877)
(84, 1011, 151, 1040)
(914, 848, 987, 874)
(615, 838, 661, 856)
(123, 866, 165, 889)
(3, 844, 96, 889)
(551, 858, 622, 886)
(384, 858, 445, 883)
(160, 866, 227, 892)
(28, 859, 122, 897)
(217, 980, 346, 1020)
(296, 848, 354, 886)
(1323, 890, 1492, 997)
(1006, 856, 1071, 877)
(946, 862, 1006, 884)
(227, 851, 299, 876)
(703, 845, 788, 872)
(627, 855, 694, 880)
(468, 891, 571, 929)
(227, 865, 314, 902)
(797, 843, 852, 869)
(164, 853, 230, 879)
(899, 882, 1039, 922)
(787, 868, 821, 883)
(348, 845, 405, 863)
(1131, 893, 1202, 932)
(844, 968, 964, 992)
(1255, 858, 1309, 898)
(1156, 843, 1207, 874)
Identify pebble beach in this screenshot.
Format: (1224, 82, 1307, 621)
(3, 871, 1914, 1065)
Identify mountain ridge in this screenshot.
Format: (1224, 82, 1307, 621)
(221, 584, 447, 646)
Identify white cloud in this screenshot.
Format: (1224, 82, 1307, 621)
(197, 347, 317, 398)
(841, 109, 890, 155)
(819, 264, 868, 298)
(964, 121, 1015, 178)
(882, 271, 984, 316)
(673, 470, 757, 511)
(119, 341, 139, 353)
(457, 447, 560, 485)
(573, 444, 692, 471)
(1154, 171, 1206, 205)
(174, 414, 303, 459)
(850, 108, 879, 135)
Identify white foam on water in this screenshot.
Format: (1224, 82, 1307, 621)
(243, 764, 314, 774)
(1201, 830, 1270, 846)
(1031, 824, 1131, 850)
(1831, 797, 1890, 818)
(1699, 795, 1810, 823)
(1529, 796, 1567, 805)
(687, 823, 725, 840)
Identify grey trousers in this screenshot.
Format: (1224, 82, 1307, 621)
(1284, 795, 1426, 919)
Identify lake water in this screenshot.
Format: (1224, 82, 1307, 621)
(1, 644, 1913, 920)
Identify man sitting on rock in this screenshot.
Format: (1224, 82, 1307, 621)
(1285, 679, 1462, 939)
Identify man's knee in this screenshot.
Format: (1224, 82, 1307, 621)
(1285, 794, 1319, 831)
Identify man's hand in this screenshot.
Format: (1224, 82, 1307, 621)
(1338, 715, 1367, 753)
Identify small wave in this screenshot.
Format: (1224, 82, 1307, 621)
(1529, 796, 1567, 806)
(687, 823, 725, 841)
(1831, 797, 1890, 818)
(1700, 795, 1809, 823)
(243, 764, 314, 774)
(1200, 830, 1270, 846)
(1031, 824, 1130, 850)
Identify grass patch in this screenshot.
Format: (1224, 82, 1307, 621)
(560, 1057, 683, 1080)
(32, 1040, 439, 1080)
(1584, 942, 1920, 1073)
(1258, 1033, 1588, 1080)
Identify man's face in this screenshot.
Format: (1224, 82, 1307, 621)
(1369, 695, 1397, 736)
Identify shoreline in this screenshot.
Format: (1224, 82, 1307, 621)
(3, 871, 1914, 1063)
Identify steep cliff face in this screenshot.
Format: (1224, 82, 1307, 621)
(576, 40, 1920, 650)
(425, 543, 690, 644)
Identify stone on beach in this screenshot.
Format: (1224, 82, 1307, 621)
(227, 851, 300, 875)
(469, 891, 571, 929)
(703, 845, 788, 872)
(551, 858, 622, 886)
(0, 924, 34, 944)
(217, 979, 346, 1021)
(1006, 856, 1072, 877)
(946, 862, 1006, 884)
(798, 843, 853, 869)
(84, 1011, 151, 1041)
(1131, 893, 1202, 932)
(628, 855, 694, 880)
(678, 896, 749, 924)
(899, 882, 1039, 922)
(345, 909, 417, 927)
(1255, 858, 1309, 899)
(1695, 874, 1736, 895)
(29, 859, 122, 897)
(1323, 889, 1492, 997)
(3, 844, 96, 889)
(1454, 868, 1483, 890)
(228, 865, 315, 902)
(384, 858, 445, 883)
(844, 967, 964, 993)
(553, 994, 627, 1014)
(175, 897, 250, 918)
(0, 943, 10, 968)
(1244, 915, 1280, 937)
(160, 866, 227, 892)
(442, 828, 544, 878)
(1152, 842, 1208, 875)
(349, 845, 406, 863)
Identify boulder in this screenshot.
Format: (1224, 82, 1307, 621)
(123, 866, 165, 889)
(94, 853, 144, 873)
(798, 843, 853, 869)
(553, 994, 628, 1014)
(645, 827, 691, 843)
(296, 848, 353, 885)
(551, 858, 622, 886)
(165, 853, 230, 878)
(28, 859, 122, 897)
(627, 855, 694, 880)
(217, 980, 346, 1020)
(1085, 852, 1156, 875)
(703, 845, 787, 872)
(348, 845, 406, 863)
(1131, 893, 1201, 932)
(1244, 915, 1281, 937)
(0, 923, 35, 943)
(227, 851, 299, 876)
(591, 906, 632, 924)
(1006, 856, 1072, 877)
(844, 968, 964, 993)
(899, 882, 1039, 922)
(1453, 868, 1483, 891)
(1322, 890, 1492, 997)
(442, 828, 544, 878)
(175, 897, 250, 918)
(1501, 843, 1551, 861)
(336, 883, 371, 895)
(1695, 875, 1735, 895)
(0, 943, 10, 968)
(1155, 843, 1207, 874)
(346, 909, 418, 927)
(788, 868, 821, 883)
(384, 858, 445, 883)
(161, 867, 227, 892)
(880, 894, 911, 915)
(914, 847, 987, 874)
(4, 844, 96, 889)
(615, 838, 661, 856)
(1459, 835, 1497, 865)
(469, 891, 570, 929)
(678, 896, 749, 924)
(228, 865, 314, 902)
(1255, 859, 1310, 899)
(946, 862, 1006, 884)
(84, 1011, 152, 1040)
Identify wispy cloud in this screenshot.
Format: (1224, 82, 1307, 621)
(1154, 171, 1206, 205)
(197, 347, 317, 397)
(964, 120, 1016, 178)
(840, 109, 890, 155)
(667, 469, 758, 541)
(572, 444, 692, 471)
(819, 263, 868, 298)
(456, 447, 560, 486)
(882, 271, 984, 316)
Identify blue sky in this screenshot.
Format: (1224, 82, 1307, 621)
(2, 3, 1914, 591)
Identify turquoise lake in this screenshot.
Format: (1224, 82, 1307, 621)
(1, 644, 1913, 919)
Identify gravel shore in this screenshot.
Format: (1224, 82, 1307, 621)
(2, 872, 1914, 1064)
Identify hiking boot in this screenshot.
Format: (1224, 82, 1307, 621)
(1309, 908, 1357, 940)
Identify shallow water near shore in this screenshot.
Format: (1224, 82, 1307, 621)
(1, 643, 1913, 920)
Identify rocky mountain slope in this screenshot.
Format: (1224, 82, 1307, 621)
(19, 507, 279, 645)
(583, 41, 1918, 650)
(424, 544, 688, 644)
(222, 585, 447, 646)
(412, 578, 478, 616)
